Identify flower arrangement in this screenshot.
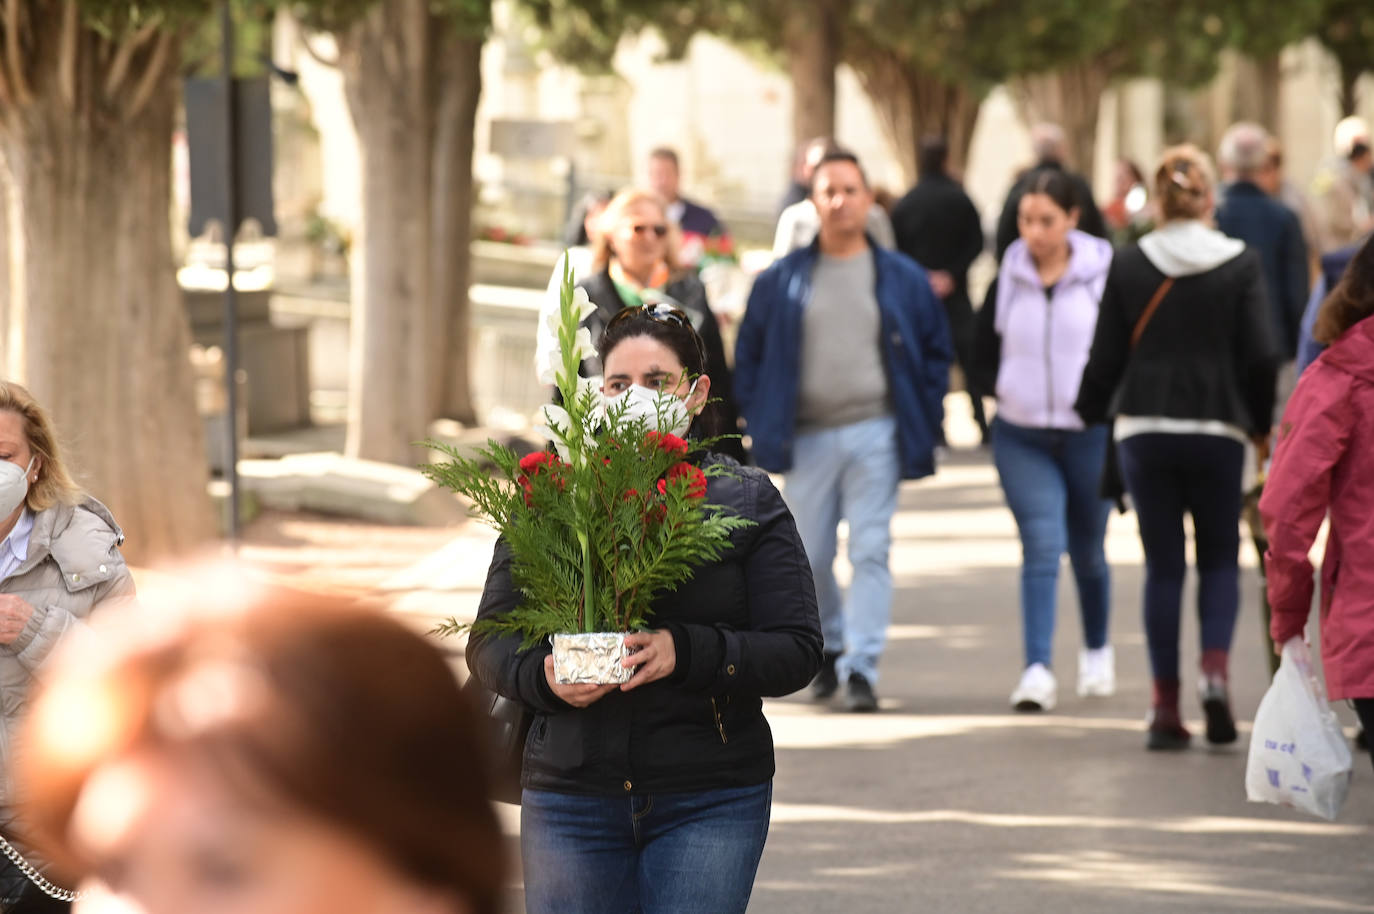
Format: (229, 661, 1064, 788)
(423, 258, 751, 679)
(698, 231, 738, 267)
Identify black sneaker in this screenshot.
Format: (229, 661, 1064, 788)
(1199, 676, 1237, 745)
(811, 651, 840, 700)
(844, 673, 879, 712)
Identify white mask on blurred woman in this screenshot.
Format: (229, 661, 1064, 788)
(0, 457, 34, 517)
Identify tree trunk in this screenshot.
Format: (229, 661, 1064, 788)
(430, 36, 482, 426)
(850, 48, 982, 186)
(1254, 53, 1281, 133)
(340, 1, 437, 466)
(1338, 58, 1360, 117)
(1012, 58, 1113, 174)
(783, 0, 844, 149)
(340, 2, 487, 463)
(0, 10, 214, 565)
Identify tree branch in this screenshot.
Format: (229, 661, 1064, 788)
(4, 0, 32, 106)
(103, 15, 161, 100)
(57, 0, 79, 110)
(125, 28, 172, 120)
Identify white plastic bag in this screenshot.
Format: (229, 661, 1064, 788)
(1245, 638, 1353, 820)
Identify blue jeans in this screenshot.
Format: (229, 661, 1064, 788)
(782, 415, 900, 686)
(991, 417, 1113, 668)
(521, 782, 772, 914)
(1117, 432, 1243, 682)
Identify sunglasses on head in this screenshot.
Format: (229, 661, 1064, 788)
(630, 224, 669, 238)
(606, 302, 692, 330)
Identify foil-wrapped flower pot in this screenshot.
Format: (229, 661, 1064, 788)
(552, 632, 634, 684)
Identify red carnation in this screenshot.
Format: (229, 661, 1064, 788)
(645, 431, 689, 457)
(517, 452, 567, 506)
(657, 461, 707, 500)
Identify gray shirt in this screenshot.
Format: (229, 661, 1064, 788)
(797, 249, 890, 428)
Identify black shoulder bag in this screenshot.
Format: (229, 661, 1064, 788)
(463, 677, 533, 806)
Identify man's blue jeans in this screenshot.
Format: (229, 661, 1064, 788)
(782, 415, 900, 686)
(991, 417, 1113, 668)
(521, 782, 772, 914)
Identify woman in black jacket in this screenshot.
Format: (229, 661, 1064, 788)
(577, 187, 745, 462)
(1075, 145, 1280, 752)
(469, 304, 822, 914)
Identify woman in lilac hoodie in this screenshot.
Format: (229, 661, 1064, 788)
(974, 168, 1116, 713)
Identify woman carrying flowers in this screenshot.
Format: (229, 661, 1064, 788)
(464, 295, 822, 914)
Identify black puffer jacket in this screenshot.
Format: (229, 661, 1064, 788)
(467, 454, 822, 796)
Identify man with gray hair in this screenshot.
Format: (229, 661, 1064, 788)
(994, 122, 1108, 260)
(1215, 122, 1310, 375)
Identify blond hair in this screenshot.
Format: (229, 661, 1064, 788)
(590, 188, 683, 275)
(1153, 144, 1215, 222)
(0, 381, 83, 511)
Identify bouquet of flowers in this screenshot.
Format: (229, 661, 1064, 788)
(698, 231, 738, 267)
(423, 259, 751, 682)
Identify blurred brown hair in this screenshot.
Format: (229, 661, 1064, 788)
(1153, 144, 1214, 222)
(0, 381, 84, 511)
(18, 591, 505, 914)
(1314, 234, 1374, 344)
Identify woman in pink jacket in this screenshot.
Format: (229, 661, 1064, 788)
(1260, 234, 1374, 770)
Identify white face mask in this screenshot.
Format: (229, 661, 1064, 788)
(609, 381, 696, 438)
(0, 457, 34, 518)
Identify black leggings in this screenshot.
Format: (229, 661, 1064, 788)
(1354, 699, 1374, 773)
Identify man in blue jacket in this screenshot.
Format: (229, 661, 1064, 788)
(735, 152, 953, 712)
(1215, 123, 1310, 373)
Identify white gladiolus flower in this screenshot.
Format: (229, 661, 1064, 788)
(571, 327, 596, 362)
(536, 346, 562, 386)
(574, 375, 605, 421)
(537, 404, 574, 462)
(570, 286, 596, 322)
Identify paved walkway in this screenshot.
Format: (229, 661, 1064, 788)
(233, 403, 1373, 913)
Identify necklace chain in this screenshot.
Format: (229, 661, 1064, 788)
(0, 833, 84, 902)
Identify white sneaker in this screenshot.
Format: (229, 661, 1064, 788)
(1010, 663, 1057, 712)
(1077, 645, 1116, 698)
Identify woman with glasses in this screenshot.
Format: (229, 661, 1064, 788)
(469, 304, 822, 914)
(1076, 145, 1279, 751)
(578, 188, 745, 461)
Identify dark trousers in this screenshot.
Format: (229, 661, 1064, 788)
(1354, 699, 1374, 773)
(944, 293, 988, 442)
(1117, 432, 1245, 682)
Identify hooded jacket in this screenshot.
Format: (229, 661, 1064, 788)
(1261, 316, 1374, 700)
(975, 229, 1112, 429)
(1075, 221, 1279, 435)
(468, 454, 822, 796)
(1, 497, 134, 805)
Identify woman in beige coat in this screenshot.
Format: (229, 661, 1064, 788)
(0, 381, 134, 911)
